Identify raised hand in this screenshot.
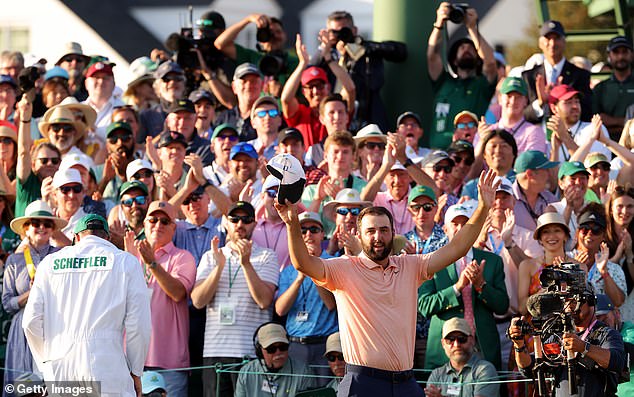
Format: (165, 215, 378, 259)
(135, 239, 155, 266)
(239, 179, 254, 202)
(477, 169, 499, 209)
(211, 236, 226, 267)
(124, 230, 139, 256)
(233, 239, 253, 266)
(500, 208, 516, 246)
(274, 199, 299, 225)
(295, 34, 309, 65)
(595, 242, 610, 275)
(590, 114, 604, 143)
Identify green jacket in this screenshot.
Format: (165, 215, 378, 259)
(419, 248, 509, 370)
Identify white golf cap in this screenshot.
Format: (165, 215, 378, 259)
(53, 168, 82, 188)
(266, 154, 306, 204)
(444, 199, 478, 224)
(126, 159, 153, 181)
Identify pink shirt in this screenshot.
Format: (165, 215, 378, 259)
(252, 219, 289, 270)
(139, 242, 196, 369)
(314, 252, 430, 371)
(474, 117, 547, 154)
(373, 191, 413, 235)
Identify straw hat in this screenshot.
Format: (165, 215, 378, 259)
(38, 106, 87, 141)
(534, 212, 570, 240)
(57, 96, 97, 130)
(10, 200, 67, 234)
(323, 188, 372, 221)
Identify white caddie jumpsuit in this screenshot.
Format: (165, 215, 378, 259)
(22, 235, 151, 396)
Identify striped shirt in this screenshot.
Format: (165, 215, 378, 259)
(196, 244, 279, 358)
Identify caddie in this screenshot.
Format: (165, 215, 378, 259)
(22, 214, 151, 397)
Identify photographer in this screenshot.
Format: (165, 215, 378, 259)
(427, 2, 497, 150)
(214, 14, 298, 95)
(509, 285, 626, 396)
(311, 10, 406, 131)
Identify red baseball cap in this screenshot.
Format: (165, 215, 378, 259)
(301, 66, 328, 86)
(85, 62, 114, 78)
(548, 84, 580, 105)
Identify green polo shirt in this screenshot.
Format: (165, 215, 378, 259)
(617, 321, 634, 396)
(427, 354, 499, 397)
(429, 71, 496, 150)
(15, 172, 41, 218)
(592, 73, 634, 121)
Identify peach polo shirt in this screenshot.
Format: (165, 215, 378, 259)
(314, 252, 430, 371)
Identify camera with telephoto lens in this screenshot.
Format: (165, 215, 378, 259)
(449, 3, 470, 24)
(508, 263, 594, 397)
(333, 27, 355, 44)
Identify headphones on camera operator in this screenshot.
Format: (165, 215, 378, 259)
(252, 321, 294, 372)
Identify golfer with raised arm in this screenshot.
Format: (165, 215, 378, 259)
(274, 170, 498, 397)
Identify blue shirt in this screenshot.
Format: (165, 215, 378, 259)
(277, 252, 338, 337)
(173, 216, 224, 265)
(461, 170, 516, 200)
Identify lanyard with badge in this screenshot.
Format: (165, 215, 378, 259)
(296, 278, 310, 323)
(219, 253, 241, 325)
(446, 373, 463, 396)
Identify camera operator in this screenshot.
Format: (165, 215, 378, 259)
(427, 2, 497, 150)
(509, 285, 626, 396)
(214, 14, 298, 96)
(311, 11, 406, 131)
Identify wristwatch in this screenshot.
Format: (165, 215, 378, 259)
(514, 345, 527, 353)
(147, 261, 158, 270)
(581, 341, 591, 357)
(403, 158, 415, 168)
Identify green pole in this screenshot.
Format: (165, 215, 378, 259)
(373, 0, 438, 143)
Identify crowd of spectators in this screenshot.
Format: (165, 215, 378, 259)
(2, 2, 634, 396)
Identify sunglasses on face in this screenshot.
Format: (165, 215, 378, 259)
(456, 122, 477, 129)
(451, 154, 474, 166)
(59, 185, 82, 194)
(183, 194, 202, 206)
(301, 226, 323, 234)
(147, 216, 171, 226)
(107, 133, 133, 144)
(133, 170, 154, 179)
(364, 142, 386, 151)
(255, 109, 280, 118)
(265, 189, 278, 199)
(37, 157, 60, 165)
(228, 215, 255, 224)
(444, 335, 469, 344)
(264, 343, 289, 354)
(326, 353, 344, 362)
(121, 196, 147, 207)
(26, 219, 54, 229)
(216, 134, 239, 142)
(303, 82, 326, 91)
(50, 124, 75, 133)
(579, 223, 603, 235)
(0, 137, 13, 145)
(409, 203, 436, 213)
(336, 207, 362, 216)
(162, 74, 185, 83)
(432, 164, 453, 173)
(62, 56, 84, 63)
(590, 163, 610, 171)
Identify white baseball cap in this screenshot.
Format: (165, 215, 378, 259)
(126, 159, 153, 181)
(60, 152, 94, 172)
(266, 154, 306, 204)
(53, 168, 82, 188)
(444, 199, 478, 224)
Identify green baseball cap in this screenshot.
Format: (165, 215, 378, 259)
(408, 185, 437, 204)
(500, 77, 528, 96)
(210, 123, 239, 141)
(119, 180, 149, 200)
(106, 121, 133, 138)
(584, 153, 610, 169)
(73, 214, 109, 235)
(558, 161, 590, 180)
(514, 150, 559, 173)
